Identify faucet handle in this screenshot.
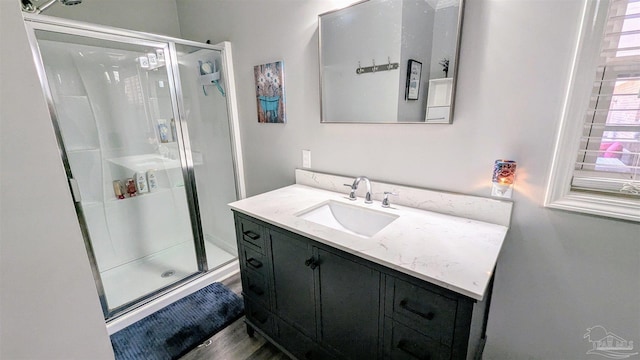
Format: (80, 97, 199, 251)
(382, 192, 398, 208)
(343, 184, 357, 200)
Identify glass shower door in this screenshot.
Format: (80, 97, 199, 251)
(32, 28, 205, 316)
(173, 43, 239, 272)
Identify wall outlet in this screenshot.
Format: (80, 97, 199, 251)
(302, 149, 311, 168)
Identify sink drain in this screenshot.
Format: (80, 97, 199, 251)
(161, 270, 175, 278)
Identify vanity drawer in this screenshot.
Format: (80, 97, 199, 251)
(384, 319, 451, 360)
(244, 297, 275, 339)
(237, 216, 266, 253)
(241, 246, 270, 279)
(242, 268, 270, 307)
(386, 276, 457, 346)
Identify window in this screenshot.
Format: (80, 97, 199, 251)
(546, 0, 640, 222)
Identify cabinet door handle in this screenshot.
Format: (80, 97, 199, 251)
(304, 257, 318, 269)
(399, 299, 435, 320)
(243, 230, 260, 240)
(397, 340, 430, 360)
(247, 257, 263, 269)
(248, 284, 264, 295)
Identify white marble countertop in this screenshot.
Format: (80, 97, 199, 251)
(229, 184, 510, 301)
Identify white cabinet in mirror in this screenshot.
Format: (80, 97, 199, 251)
(319, 0, 464, 124)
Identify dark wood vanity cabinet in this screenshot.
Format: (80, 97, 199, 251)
(234, 212, 492, 360)
(315, 247, 381, 359)
(270, 229, 317, 339)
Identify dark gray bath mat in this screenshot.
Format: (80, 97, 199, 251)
(110, 282, 244, 360)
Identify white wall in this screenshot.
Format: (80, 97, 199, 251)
(321, 0, 402, 122)
(44, 0, 182, 37)
(0, 1, 114, 358)
(177, 0, 640, 358)
(397, 0, 433, 122)
(0, 0, 184, 358)
(429, 4, 459, 80)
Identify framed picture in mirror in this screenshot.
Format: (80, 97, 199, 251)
(406, 59, 422, 100)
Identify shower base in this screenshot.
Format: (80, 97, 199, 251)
(101, 240, 235, 314)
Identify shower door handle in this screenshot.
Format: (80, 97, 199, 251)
(68, 178, 82, 203)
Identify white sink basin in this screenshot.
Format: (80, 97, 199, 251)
(297, 200, 398, 238)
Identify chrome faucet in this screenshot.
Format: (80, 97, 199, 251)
(344, 176, 373, 204)
(381, 191, 398, 208)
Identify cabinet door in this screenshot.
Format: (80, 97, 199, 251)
(270, 230, 317, 339)
(278, 318, 334, 360)
(317, 248, 381, 359)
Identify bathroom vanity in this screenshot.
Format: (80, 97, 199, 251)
(229, 170, 512, 360)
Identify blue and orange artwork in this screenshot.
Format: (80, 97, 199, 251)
(254, 61, 286, 123)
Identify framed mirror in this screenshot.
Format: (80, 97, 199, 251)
(319, 0, 464, 123)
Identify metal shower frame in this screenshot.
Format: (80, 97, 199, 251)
(21, 12, 246, 320)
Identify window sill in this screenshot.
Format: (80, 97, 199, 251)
(545, 191, 640, 222)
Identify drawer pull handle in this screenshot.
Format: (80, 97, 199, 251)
(247, 258, 263, 268)
(243, 230, 260, 240)
(397, 340, 430, 360)
(304, 257, 318, 269)
(248, 284, 264, 296)
(399, 299, 435, 320)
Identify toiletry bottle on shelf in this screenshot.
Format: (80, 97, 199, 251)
(135, 172, 149, 194)
(147, 170, 158, 192)
(157, 119, 169, 143)
(126, 178, 137, 197)
(113, 180, 125, 200)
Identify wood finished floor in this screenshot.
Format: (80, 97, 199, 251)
(179, 273, 288, 360)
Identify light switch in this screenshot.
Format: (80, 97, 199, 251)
(302, 149, 311, 168)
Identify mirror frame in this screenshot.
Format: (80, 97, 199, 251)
(318, 0, 465, 124)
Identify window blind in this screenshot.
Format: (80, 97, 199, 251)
(574, 0, 640, 197)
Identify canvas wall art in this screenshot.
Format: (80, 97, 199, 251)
(254, 61, 286, 123)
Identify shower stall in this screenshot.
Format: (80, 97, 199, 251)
(22, 14, 245, 324)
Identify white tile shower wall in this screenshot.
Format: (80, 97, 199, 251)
(40, 39, 193, 273)
(97, 188, 195, 272)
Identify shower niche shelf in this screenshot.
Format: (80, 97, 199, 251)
(80, 200, 103, 208)
(107, 152, 202, 172)
(67, 147, 100, 154)
(108, 154, 184, 191)
(108, 154, 182, 173)
(105, 187, 176, 203)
